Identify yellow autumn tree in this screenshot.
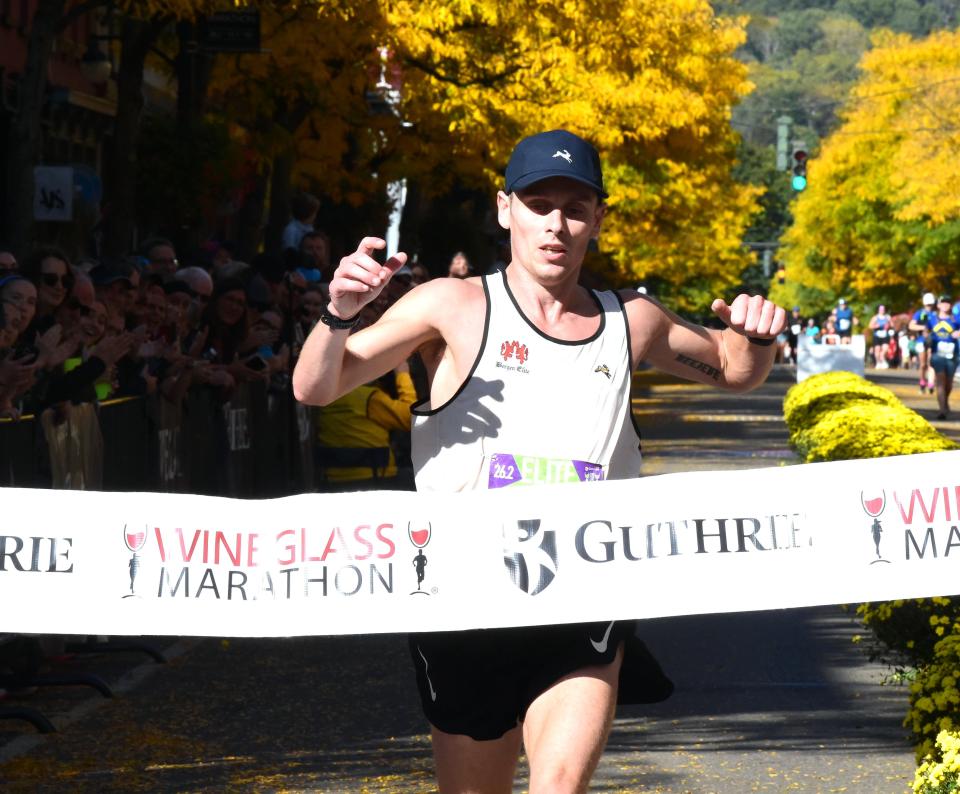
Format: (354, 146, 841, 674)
(386, 0, 760, 309)
(773, 28, 960, 310)
(207, 2, 389, 204)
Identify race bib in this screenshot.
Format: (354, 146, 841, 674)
(838, 318, 851, 332)
(936, 340, 957, 359)
(488, 453, 604, 489)
(791, 324, 802, 336)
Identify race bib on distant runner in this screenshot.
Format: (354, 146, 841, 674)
(838, 318, 851, 331)
(936, 340, 957, 358)
(488, 453, 604, 489)
(791, 324, 802, 336)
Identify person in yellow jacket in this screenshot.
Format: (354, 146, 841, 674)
(314, 360, 416, 488)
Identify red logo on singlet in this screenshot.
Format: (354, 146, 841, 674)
(501, 340, 529, 364)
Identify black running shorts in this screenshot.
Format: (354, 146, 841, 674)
(408, 620, 671, 741)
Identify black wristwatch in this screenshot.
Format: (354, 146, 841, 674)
(747, 335, 775, 347)
(319, 304, 360, 331)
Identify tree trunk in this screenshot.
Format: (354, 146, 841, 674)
(263, 147, 295, 254)
(1, 0, 67, 256)
(100, 16, 167, 260)
(233, 166, 268, 261)
(262, 101, 311, 254)
(175, 21, 213, 133)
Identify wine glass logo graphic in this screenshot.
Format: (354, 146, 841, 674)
(123, 524, 148, 597)
(861, 490, 890, 564)
(862, 491, 885, 518)
(408, 522, 431, 595)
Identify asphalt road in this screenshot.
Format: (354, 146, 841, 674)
(1, 364, 945, 793)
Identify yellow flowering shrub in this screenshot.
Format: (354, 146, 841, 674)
(794, 403, 956, 463)
(783, 371, 960, 764)
(783, 370, 899, 438)
(783, 372, 956, 462)
(913, 730, 960, 793)
(908, 637, 960, 764)
(857, 598, 960, 669)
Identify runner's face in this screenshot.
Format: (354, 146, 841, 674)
(497, 177, 603, 281)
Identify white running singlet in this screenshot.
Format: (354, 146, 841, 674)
(411, 270, 643, 492)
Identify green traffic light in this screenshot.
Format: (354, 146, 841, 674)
(792, 175, 807, 191)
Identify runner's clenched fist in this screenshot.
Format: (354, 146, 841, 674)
(711, 294, 787, 341)
(328, 237, 408, 320)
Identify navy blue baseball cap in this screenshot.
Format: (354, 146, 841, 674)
(505, 129, 607, 199)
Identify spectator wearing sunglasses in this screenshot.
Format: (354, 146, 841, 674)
(21, 247, 73, 337)
(55, 273, 95, 351)
(142, 238, 179, 278)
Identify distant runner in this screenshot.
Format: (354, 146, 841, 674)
(925, 295, 960, 420)
(909, 292, 938, 393)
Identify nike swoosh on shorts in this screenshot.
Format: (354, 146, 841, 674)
(417, 645, 437, 702)
(590, 620, 615, 654)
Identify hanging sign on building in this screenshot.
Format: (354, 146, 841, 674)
(198, 10, 261, 53)
(33, 166, 74, 222)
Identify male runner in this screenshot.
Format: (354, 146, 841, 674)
(910, 292, 938, 393)
(786, 306, 803, 364)
(835, 298, 857, 343)
(293, 129, 787, 793)
(925, 295, 960, 420)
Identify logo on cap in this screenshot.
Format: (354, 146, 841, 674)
(552, 149, 573, 164)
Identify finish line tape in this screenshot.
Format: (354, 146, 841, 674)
(2, 451, 959, 637)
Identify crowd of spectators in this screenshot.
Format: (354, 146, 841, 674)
(0, 193, 444, 489)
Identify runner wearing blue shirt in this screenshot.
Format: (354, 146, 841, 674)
(909, 292, 938, 393)
(835, 298, 856, 342)
(925, 295, 960, 420)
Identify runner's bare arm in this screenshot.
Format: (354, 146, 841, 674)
(293, 237, 438, 405)
(622, 292, 787, 392)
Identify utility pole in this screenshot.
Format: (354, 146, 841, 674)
(776, 116, 792, 171)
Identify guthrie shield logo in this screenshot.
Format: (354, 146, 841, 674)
(503, 518, 559, 595)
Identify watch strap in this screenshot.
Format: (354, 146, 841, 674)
(319, 304, 360, 330)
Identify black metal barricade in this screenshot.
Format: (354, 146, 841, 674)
(0, 383, 315, 497)
(0, 412, 45, 488)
